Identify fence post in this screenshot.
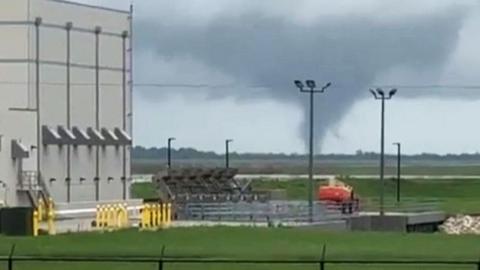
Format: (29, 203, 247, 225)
(8, 244, 16, 270)
(158, 245, 166, 270)
(320, 243, 326, 270)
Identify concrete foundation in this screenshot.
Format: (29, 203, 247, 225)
(348, 211, 446, 232)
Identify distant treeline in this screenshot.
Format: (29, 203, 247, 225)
(132, 146, 480, 161)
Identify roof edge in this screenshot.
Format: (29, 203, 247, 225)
(47, 0, 130, 14)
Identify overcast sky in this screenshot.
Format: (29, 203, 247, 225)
(78, 0, 480, 155)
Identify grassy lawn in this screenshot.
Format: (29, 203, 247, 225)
(131, 182, 158, 199)
(1, 227, 480, 270)
(251, 178, 480, 214)
(132, 158, 480, 175)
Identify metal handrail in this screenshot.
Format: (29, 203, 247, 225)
(182, 200, 359, 222)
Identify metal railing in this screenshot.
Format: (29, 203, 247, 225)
(17, 171, 51, 207)
(181, 200, 357, 222)
(181, 198, 440, 221)
(36, 173, 51, 200)
(17, 171, 39, 192)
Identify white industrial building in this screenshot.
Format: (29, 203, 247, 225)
(0, 0, 133, 208)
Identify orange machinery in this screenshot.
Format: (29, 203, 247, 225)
(317, 178, 355, 202)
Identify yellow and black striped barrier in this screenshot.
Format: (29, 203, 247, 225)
(139, 203, 171, 230)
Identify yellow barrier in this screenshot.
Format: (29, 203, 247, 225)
(161, 204, 167, 226)
(37, 198, 44, 220)
(107, 205, 115, 228)
(95, 203, 129, 231)
(47, 198, 56, 235)
(33, 197, 55, 236)
(155, 204, 161, 227)
(166, 203, 172, 226)
(139, 203, 171, 230)
(117, 203, 128, 228)
(33, 200, 170, 235)
(140, 204, 151, 229)
(33, 210, 39, 237)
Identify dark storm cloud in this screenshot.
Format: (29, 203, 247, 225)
(134, 10, 467, 148)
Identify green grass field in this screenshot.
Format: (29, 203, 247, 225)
(131, 182, 158, 199)
(1, 228, 480, 270)
(3, 179, 480, 269)
(252, 178, 480, 214)
(132, 158, 480, 175)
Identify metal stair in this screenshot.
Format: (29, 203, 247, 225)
(17, 170, 50, 207)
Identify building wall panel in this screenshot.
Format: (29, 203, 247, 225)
(0, 0, 132, 206)
(0, 0, 29, 21)
(39, 65, 67, 125)
(39, 26, 67, 63)
(0, 64, 30, 110)
(0, 25, 29, 59)
(70, 31, 95, 68)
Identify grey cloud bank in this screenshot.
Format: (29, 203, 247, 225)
(134, 8, 468, 148)
(74, 0, 480, 152)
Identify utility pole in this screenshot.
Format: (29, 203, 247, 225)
(167, 137, 176, 169)
(295, 80, 331, 222)
(225, 139, 233, 168)
(370, 88, 397, 216)
(393, 142, 401, 203)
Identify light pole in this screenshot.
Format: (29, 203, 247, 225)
(167, 137, 176, 169)
(393, 142, 401, 203)
(295, 80, 332, 222)
(225, 139, 233, 168)
(370, 88, 397, 216)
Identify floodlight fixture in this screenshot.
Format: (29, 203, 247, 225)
(294, 80, 304, 90)
(306, 80, 316, 89)
(389, 88, 397, 98)
(376, 88, 385, 96)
